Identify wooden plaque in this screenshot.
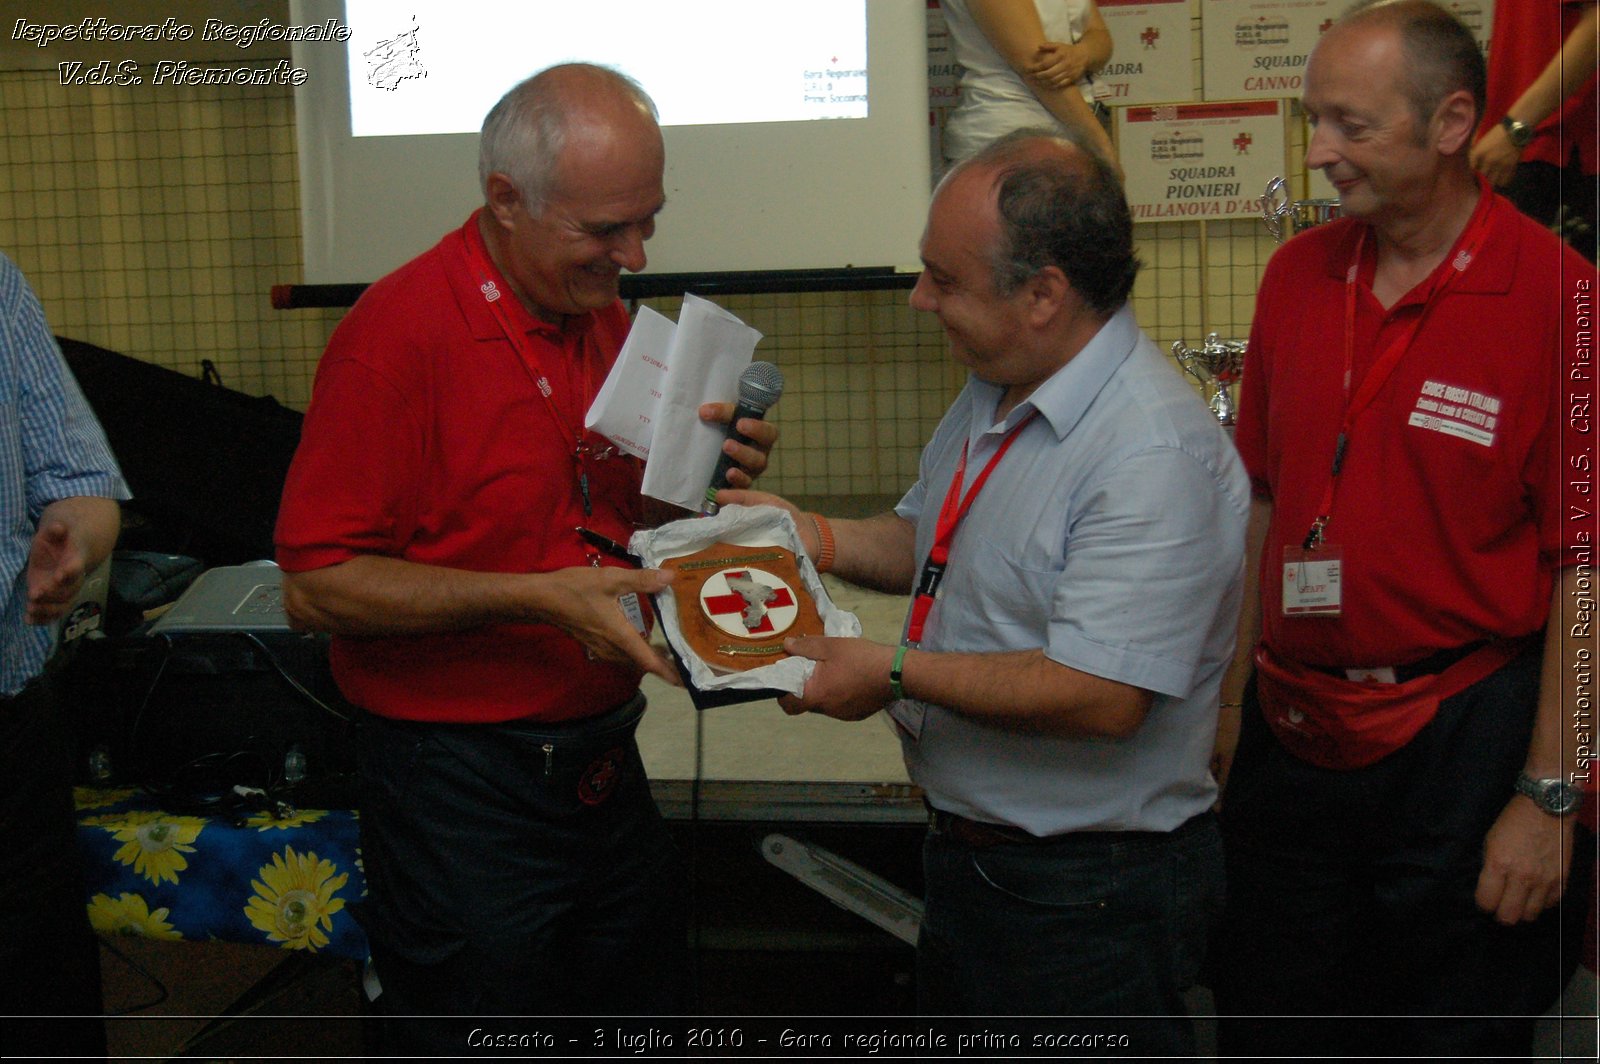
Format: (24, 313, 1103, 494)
(660, 542, 826, 673)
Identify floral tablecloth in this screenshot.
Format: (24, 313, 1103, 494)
(75, 787, 368, 961)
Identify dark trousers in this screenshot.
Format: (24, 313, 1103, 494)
(917, 810, 1224, 1056)
(356, 697, 687, 1055)
(1504, 158, 1597, 262)
(1213, 650, 1591, 1058)
(0, 672, 108, 1058)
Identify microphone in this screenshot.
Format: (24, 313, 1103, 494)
(701, 361, 784, 515)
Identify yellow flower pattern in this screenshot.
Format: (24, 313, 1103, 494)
(244, 846, 349, 952)
(88, 892, 182, 940)
(76, 789, 364, 958)
(244, 808, 328, 832)
(75, 786, 138, 811)
(103, 811, 206, 886)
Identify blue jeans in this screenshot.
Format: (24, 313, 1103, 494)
(355, 696, 685, 1053)
(917, 810, 1223, 1054)
(1213, 649, 1590, 1057)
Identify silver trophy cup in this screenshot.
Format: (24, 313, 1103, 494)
(1172, 334, 1247, 426)
(1262, 176, 1341, 242)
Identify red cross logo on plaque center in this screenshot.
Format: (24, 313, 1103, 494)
(1141, 26, 1159, 48)
(1234, 132, 1253, 154)
(700, 568, 800, 638)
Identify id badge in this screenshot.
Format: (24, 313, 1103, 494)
(1282, 544, 1343, 617)
(888, 698, 926, 742)
(618, 592, 648, 635)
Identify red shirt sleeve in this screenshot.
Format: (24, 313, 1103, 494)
(275, 353, 424, 573)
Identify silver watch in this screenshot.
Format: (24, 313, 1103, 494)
(1514, 773, 1583, 816)
(1500, 115, 1535, 148)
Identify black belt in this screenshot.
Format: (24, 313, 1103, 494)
(1308, 641, 1491, 684)
(494, 691, 647, 741)
(928, 805, 1217, 850)
(929, 808, 1048, 847)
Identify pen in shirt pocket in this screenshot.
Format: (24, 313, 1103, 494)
(576, 526, 653, 636)
(576, 526, 642, 567)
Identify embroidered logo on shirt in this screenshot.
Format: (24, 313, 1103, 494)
(480, 280, 500, 302)
(1407, 379, 1499, 447)
(1452, 250, 1473, 272)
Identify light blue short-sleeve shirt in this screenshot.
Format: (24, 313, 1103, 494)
(892, 306, 1249, 834)
(1, 252, 129, 695)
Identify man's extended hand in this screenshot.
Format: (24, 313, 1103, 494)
(710, 489, 819, 557)
(698, 401, 778, 489)
(1474, 795, 1576, 925)
(777, 635, 897, 721)
(542, 565, 682, 686)
(25, 518, 89, 625)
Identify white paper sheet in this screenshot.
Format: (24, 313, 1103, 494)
(584, 294, 763, 510)
(641, 295, 763, 510)
(584, 305, 675, 459)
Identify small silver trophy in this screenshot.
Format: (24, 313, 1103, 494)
(1262, 176, 1341, 242)
(1172, 333, 1247, 426)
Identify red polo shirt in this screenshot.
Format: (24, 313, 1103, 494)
(1236, 189, 1593, 668)
(276, 212, 645, 723)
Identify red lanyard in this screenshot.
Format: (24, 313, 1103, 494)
(906, 411, 1038, 645)
(1303, 183, 1495, 549)
(462, 233, 609, 515)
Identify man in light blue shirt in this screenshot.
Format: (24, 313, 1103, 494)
(725, 130, 1247, 1049)
(1, 250, 127, 1054)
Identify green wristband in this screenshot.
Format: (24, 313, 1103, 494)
(890, 644, 909, 701)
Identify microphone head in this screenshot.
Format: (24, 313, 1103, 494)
(737, 361, 785, 410)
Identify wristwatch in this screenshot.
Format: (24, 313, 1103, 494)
(1513, 772, 1583, 816)
(1500, 115, 1535, 149)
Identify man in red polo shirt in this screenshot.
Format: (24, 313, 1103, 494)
(275, 64, 772, 1041)
(1211, 1, 1595, 1056)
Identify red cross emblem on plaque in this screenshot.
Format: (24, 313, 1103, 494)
(1233, 132, 1253, 154)
(1320, 18, 1334, 32)
(1141, 26, 1159, 48)
(699, 568, 800, 637)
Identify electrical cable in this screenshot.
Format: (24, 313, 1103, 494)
(119, 631, 353, 815)
(239, 631, 352, 722)
(98, 936, 171, 1015)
